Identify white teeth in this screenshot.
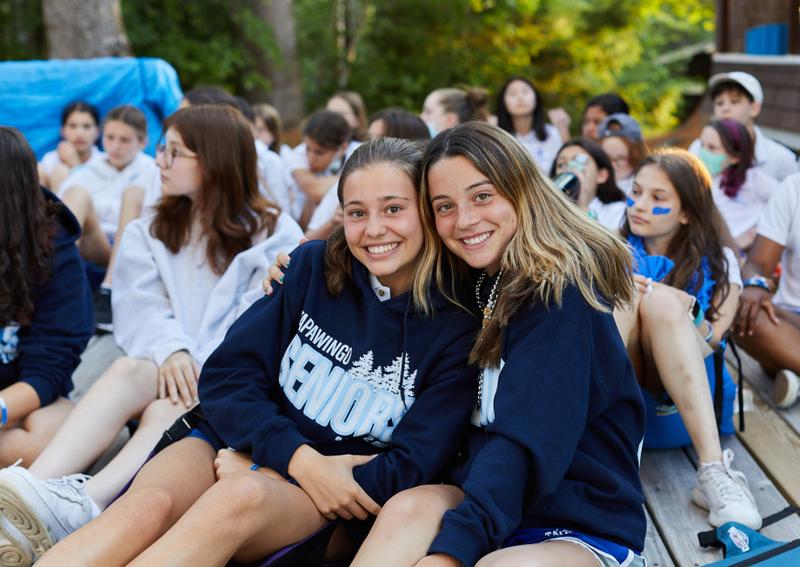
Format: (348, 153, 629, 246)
(463, 232, 490, 246)
(367, 243, 399, 255)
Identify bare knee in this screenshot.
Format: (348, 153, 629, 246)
(377, 485, 459, 530)
(117, 485, 177, 529)
(639, 286, 686, 329)
(210, 474, 277, 521)
(138, 398, 186, 429)
(93, 357, 157, 400)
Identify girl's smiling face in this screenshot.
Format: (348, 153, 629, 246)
(342, 162, 423, 295)
(427, 155, 517, 276)
(627, 163, 688, 243)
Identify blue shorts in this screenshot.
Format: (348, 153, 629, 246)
(503, 527, 644, 566)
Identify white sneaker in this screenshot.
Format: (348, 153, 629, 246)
(0, 516, 33, 567)
(0, 466, 96, 558)
(692, 449, 762, 529)
(774, 369, 800, 409)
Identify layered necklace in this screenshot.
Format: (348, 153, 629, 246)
(475, 269, 503, 410)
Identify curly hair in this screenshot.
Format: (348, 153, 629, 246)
(0, 127, 59, 325)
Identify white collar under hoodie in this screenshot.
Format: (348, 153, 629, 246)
(111, 211, 303, 367)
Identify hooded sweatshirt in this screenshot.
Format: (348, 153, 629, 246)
(198, 240, 479, 505)
(112, 211, 303, 367)
(0, 189, 94, 406)
(428, 284, 646, 566)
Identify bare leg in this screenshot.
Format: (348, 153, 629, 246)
(48, 164, 71, 195)
(735, 308, 800, 375)
(29, 357, 158, 480)
(101, 186, 145, 288)
(61, 185, 111, 266)
(0, 399, 74, 466)
(128, 471, 333, 567)
(84, 398, 187, 509)
(636, 286, 721, 463)
(476, 541, 601, 567)
(36, 437, 216, 567)
(352, 485, 463, 567)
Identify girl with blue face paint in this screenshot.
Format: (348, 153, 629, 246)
(615, 148, 761, 531)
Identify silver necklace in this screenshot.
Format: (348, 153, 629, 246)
(475, 270, 502, 410)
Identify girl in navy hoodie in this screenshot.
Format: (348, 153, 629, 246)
(31, 137, 478, 567)
(0, 127, 93, 467)
(352, 122, 646, 567)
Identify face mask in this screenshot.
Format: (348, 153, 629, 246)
(698, 147, 727, 177)
(425, 121, 438, 138)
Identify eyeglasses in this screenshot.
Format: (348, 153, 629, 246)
(156, 144, 197, 168)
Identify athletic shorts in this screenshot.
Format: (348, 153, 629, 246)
(502, 527, 646, 567)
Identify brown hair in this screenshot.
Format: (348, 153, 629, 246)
(103, 105, 148, 141)
(253, 103, 283, 153)
(324, 137, 424, 296)
(416, 122, 634, 367)
(150, 106, 279, 275)
(621, 149, 731, 321)
(0, 127, 60, 325)
(330, 91, 368, 141)
(433, 86, 490, 124)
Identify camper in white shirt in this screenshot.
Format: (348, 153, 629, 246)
(38, 101, 103, 193)
(552, 139, 628, 232)
(696, 120, 780, 250)
(735, 173, 800, 409)
(688, 71, 798, 183)
(0, 107, 303, 560)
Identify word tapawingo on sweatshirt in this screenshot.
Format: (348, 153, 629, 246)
(428, 285, 647, 566)
(0, 189, 93, 405)
(199, 240, 479, 505)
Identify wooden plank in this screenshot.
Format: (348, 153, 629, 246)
(686, 436, 800, 543)
(736, 395, 800, 508)
(643, 507, 676, 567)
(726, 347, 800, 438)
(641, 450, 721, 566)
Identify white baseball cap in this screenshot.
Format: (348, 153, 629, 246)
(708, 71, 763, 104)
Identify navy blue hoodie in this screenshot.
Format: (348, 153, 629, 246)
(198, 240, 479, 505)
(428, 285, 646, 566)
(0, 189, 94, 406)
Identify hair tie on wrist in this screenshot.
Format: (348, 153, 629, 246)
(0, 396, 8, 428)
(249, 463, 259, 471)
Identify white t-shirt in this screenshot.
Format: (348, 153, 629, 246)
(711, 167, 780, 238)
(306, 181, 340, 232)
(589, 198, 626, 232)
(756, 173, 800, 310)
(617, 175, 634, 196)
(689, 126, 799, 182)
(59, 152, 160, 240)
(40, 146, 103, 176)
(255, 139, 301, 219)
(515, 124, 562, 174)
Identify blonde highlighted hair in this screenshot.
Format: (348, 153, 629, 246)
(414, 122, 634, 367)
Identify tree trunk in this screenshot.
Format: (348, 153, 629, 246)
(42, 0, 131, 58)
(247, 0, 305, 129)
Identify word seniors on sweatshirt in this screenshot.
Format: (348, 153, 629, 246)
(280, 311, 417, 447)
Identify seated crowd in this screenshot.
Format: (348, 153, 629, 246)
(0, 70, 798, 567)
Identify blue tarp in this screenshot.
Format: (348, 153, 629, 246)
(0, 57, 183, 159)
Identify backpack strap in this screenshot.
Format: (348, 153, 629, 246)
(727, 334, 746, 432)
(698, 506, 800, 548)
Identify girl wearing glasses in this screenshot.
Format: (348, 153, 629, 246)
(0, 106, 303, 567)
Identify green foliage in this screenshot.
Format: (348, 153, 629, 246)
(296, 0, 714, 134)
(0, 0, 45, 60)
(121, 0, 278, 95)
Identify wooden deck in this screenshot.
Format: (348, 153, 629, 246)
(641, 348, 800, 566)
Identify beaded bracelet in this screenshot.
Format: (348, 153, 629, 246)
(743, 276, 773, 293)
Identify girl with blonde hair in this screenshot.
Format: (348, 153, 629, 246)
(353, 122, 647, 567)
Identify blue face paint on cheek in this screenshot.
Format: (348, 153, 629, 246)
(626, 197, 635, 208)
(652, 207, 672, 215)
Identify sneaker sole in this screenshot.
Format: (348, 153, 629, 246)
(0, 538, 32, 567)
(0, 485, 54, 558)
(774, 370, 800, 409)
(691, 486, 762, 529)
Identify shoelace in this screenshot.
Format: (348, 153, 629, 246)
(704, 450, 752, 505)
(46, 474, 91, 504)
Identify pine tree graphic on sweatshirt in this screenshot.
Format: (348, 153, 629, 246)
(349, 350, 416, 401)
